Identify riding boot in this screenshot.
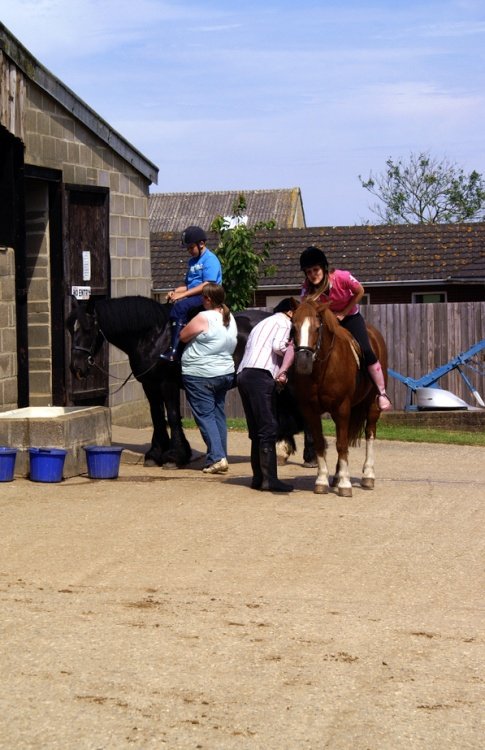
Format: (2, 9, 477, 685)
(259, 442, 294, 493)
(250, 439, 263, 489)
(160, 321, 184, 362)
(368, 361, 392, 411)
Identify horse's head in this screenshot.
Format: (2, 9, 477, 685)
(292, 300, 333, 375)
(66, 297, 101, 379)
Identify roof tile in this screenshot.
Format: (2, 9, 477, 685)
(151, 223, 485, 291)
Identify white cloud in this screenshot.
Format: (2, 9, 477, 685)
(2, 0, 485, 226)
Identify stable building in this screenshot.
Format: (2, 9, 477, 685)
(0, 23, 158, 424)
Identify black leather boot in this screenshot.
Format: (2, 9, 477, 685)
(250, 439, 262, 489)
(259, 442, 293, 493)
(160, 321, 184, 362)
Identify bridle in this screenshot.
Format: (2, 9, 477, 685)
(70, 308, 164, 389)
(295, 310, 335, 361)
(71, 311, 103, 368)
(294, 309, 336, 376)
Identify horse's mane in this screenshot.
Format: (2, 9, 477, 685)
(95, 296, 170, 335)
(295, 299, 354, 346)
(316, 304, 338, 333)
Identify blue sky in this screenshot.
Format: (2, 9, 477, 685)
(1, 0, 484, 226)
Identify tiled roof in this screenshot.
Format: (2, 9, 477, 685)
(450, 255, 485, 279)
(148, 188, 305, 232)
(150, 223, 485, 291)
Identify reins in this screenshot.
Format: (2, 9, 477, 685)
(72, 316, 161, 393)
(314, 314, 336, 373)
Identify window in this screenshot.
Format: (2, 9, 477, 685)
(412, 292, 447, 304)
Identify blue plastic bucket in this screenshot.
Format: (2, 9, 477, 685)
(84, 445, 123, 479)
(29, 448, 67, 483)
(0, 447, 17, 482)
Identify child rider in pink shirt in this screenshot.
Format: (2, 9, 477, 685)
(299, 245, 391, 411)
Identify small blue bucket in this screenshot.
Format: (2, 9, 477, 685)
(29, 448, 67, 483)
(84, 445, 123, 479)
(0, 447, 18, 482)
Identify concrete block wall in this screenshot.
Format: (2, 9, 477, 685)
(0, 248, 18, 410)
(22, 82, 153, 423)
(24, 181, 52, 405)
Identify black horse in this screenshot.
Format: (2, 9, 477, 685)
(67, 295, 310, 467)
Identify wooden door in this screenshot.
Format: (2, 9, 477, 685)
(63, 185, 110, 405)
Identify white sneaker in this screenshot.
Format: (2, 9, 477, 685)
(202, 458, 229, 474)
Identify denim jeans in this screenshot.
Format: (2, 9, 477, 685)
(182, 373, 234, 465)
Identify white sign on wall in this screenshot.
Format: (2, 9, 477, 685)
(82, 250, 91, 281)
(71, 286, 91, 300)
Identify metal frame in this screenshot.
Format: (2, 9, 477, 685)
(389, 339, 485, 410)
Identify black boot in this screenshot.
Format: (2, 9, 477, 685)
(250, 439, 263, 489)
(259, 442, 293, 493)
(160, 321, 184, 362)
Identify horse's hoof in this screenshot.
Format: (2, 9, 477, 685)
(144, 458, 158, 467)
(361, 478, 375, 490)
(302, 461, 318, 468)
(338, 486, 353, 498)
(161, 460, 178, 469)
(314, 484, 329, 494)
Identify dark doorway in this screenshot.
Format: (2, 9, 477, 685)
(0, 125, 28, 407)
(63, 185, 110, 405)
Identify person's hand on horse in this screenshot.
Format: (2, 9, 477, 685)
(275, 371, 288, 391)
(167, 290, 185, 303)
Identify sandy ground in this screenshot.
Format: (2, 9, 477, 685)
(0, 427, 484, 750)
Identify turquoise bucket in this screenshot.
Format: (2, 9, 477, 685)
(84, 445, 123, 479)
(0, 447, 18, 482)
(29, 448, 67, 483)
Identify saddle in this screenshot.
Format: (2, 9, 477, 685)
(347, 336, 362, 368)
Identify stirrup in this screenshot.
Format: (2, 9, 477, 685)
(159, 349, 178, 363)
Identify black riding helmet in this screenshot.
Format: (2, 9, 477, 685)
(299, 246, 328, 271)
(181, 225, 207, 247)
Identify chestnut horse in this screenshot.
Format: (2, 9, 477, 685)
(292, 300, 388, 496)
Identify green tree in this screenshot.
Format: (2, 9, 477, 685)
(359, 152, 485, 224)
(210, 194, 276, 311)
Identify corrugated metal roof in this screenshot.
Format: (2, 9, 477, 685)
(148, 188, 305, 232)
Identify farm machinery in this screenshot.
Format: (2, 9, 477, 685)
(388, 339, 485, 411)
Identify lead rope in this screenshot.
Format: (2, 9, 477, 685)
(85, 327, 162, 393)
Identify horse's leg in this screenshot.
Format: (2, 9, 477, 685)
(332, 406, 352, 498)
(276, 435, 296, 465)
(161, 377, 192, 467)
(302, 427, 317, 468)
(302, 409, 329, 494)
(361, 404, 379, 490)
(142, 381, 171, 466)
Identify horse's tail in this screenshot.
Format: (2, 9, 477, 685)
(348, 399, 368, 447)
